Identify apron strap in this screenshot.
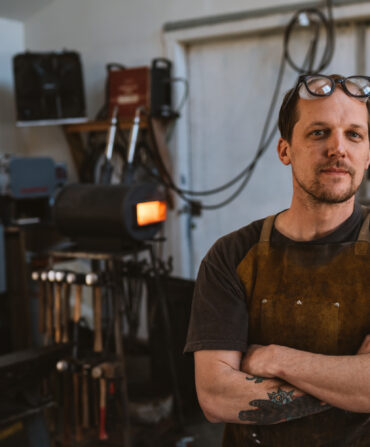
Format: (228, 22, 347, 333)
(354, 206, 369, 255)
(357, 206, 370, 242)
(259, 215, 276, 242)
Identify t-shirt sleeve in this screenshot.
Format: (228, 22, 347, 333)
(183, 225, 259, 353)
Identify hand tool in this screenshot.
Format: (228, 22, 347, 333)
(56, 358, 74, 444)
(66, 272, 85, 442)
(81, 363, 90, 430)
(53, 270, 64, 343)
(86, 272, 104, 353)
(91, 362, 124, 441)
(66, 272, 85, 358)
(31, 271, 46, 335)
(42, 270, 54, 344)
(86, 271, 107, 440)
(60, 271, 71, 344)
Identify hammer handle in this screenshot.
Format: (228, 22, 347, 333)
(38, 281, 46, 334)
(46, 282, 54, 344)
(99, 378, 108, 441)
(72, 284, 82, 358)
(93, 286, 103, 353)
(73, 284, 82, 323)
(54, 284, 62, 343)
(81, 372, 89, 429)
(73, 372, 83, 442)
(61, 283, 70, 343)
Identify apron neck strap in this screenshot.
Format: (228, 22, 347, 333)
(357, 206, 370, 242)
(259, 215, 276, 242)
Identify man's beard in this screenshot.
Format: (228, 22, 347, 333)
(292, 161, 359, 204)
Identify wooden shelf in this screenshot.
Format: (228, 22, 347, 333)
(63, 118, 147, 133)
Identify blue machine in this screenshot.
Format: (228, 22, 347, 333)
(0, 155, 67, 293)
(0, 155, 67, 225)
(0, 155, 66, 200)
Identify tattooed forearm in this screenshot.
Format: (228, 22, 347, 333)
(239, 387, 331, 425)
(246, 375, 270, 384)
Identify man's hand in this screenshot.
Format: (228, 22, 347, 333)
(241, 344, 278, 378)
(357, 335, 370, 355)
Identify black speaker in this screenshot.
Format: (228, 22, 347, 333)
(150, 58, 178, 119)
(13, 51, 87, 125)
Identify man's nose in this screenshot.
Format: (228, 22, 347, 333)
(327, 131, 346, 158)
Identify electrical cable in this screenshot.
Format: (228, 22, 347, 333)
(201, 13, 334, 210)
(164, 77, 189, 144)
(149, 49, 285, 196)
(148, 1, 335, 210)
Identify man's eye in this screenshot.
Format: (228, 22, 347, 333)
(347, 130, 361, 139)
(310, 129, 325, 137)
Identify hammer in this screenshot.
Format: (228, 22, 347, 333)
(52, 270, 64, 343)
(92, 362, 124, 441)
(55, 271, 71, 344)
(56, 359, 82, 442)
(66, 272, 85, 358)
(31, 270, 46, 335)
(86, 272, 104, 353)
(86, 272, 106, 439)
(42, 270, 54, 344)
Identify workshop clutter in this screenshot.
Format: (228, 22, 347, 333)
(5, 49, 195, 446)
(31, 252, 193, 446)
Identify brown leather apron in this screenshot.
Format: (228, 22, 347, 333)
(223, 208, 370, 447)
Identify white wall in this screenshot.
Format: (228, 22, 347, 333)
(0, 17, 24, 155)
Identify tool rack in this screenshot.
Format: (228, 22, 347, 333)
(33, 242, 183, 446)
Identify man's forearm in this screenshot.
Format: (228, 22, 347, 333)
(244, 344, 370, 413)
(237, 374, 330, 424)
(195, 351, 329, 425)
(272, 346, 370, 413)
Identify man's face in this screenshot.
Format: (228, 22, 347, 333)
(278, 89, 370, 204)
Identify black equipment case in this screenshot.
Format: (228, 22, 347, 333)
(13, 50, 87, 125)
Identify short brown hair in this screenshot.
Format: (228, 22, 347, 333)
(278, 74, 370, 142)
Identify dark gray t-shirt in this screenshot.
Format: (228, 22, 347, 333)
(184, 203, 364, 353)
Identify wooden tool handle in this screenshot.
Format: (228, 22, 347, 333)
(46, 282, 54, 344)
(63, 373, 72, 444)
(93, 286, 103, 353)
(54, 284, 62, 343)
(73, 372, 83, 442)
(99, 378, 108, 441)
(61, 283, 71, 343)
(73, 284, 82, 323)
(38, 281, 46, 334)
(81, 372, 89, 429)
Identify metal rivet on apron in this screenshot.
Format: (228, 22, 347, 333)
(255, 440, 261, 445)
(252, 433, 257, 437)
(333, 302, 340, 307)
(261, 299, 268, 304)
(296, 299, 303, 305)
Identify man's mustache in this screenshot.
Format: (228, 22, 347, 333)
(317, 161, 355, 176)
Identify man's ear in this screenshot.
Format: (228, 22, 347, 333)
(277, 137, 291, 166)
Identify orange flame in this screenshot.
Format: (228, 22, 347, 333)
(136, 201, 167, 226)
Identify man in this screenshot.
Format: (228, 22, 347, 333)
(184, 74, 370, 446)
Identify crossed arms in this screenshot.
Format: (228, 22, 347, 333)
(195, 335, 370, 424)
